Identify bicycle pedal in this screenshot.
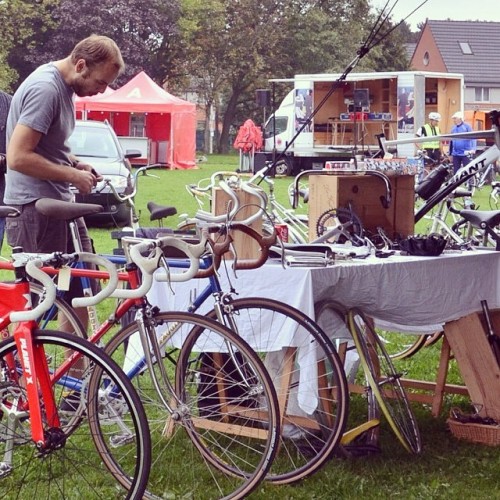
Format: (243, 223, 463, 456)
(109, 433, 135, 448)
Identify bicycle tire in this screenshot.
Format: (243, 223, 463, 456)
(314, 300, 379, 449)
(29, 282, 87, 338)
(0, 330, 151, 499)
(375, 330, 430, 361)
(205, 297, 349, 485)
(104, 310, 280, 500)
(347, 309, 421, 454)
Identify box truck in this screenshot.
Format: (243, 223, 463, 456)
(260, 71, 464, 175)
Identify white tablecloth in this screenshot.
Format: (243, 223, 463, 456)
(149, 249, 500, 334)
(146, 249, 500, 413)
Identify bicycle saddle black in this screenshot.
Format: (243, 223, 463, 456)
(35, 198, 103, 220)
(147, 201, 177, 221)
(459, 209, 500, 228)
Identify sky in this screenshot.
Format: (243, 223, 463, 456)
(369, 0, 500, 31)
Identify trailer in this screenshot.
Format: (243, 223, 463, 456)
(260, 71, 464, 175)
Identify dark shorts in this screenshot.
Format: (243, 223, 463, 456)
(6, 201, 93, 253)
(6, 200, 97, 297)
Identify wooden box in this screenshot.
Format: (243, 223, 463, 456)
(212, 187, 263, 260)
(307, 173, 414, 241)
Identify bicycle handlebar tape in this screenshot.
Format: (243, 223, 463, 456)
(110, 238, 158, 299)
(10, 259, 57, 322)
(155, 235, 204, 283)
(71, 253, 120, 308)
(227, 223, 276, 271)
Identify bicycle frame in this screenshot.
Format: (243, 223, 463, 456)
(415, 145, 500, 222)
(0, 251, 119, 451)
(422, 197, 471, 245)
(381, 109, 500, 223)
(0, 279, 61, 445)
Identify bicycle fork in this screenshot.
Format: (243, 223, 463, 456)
(134, 308, 180, 415)
(0, 323, 62, 476)
(212, 293, 261, 396)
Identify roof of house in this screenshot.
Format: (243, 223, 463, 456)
(425, 20, 500, 85)
(404, 43, 416, 61)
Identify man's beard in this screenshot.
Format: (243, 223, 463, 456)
(72, 73, 91, 97)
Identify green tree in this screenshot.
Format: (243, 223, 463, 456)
(181, 0, 410, 153)
(180, 0, 294, 153)
(5, 0, 182, 88)
(0, 0, 57, 90)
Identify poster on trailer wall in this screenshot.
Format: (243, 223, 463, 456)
(397, 73, 416, 158)
(294, 88, 313, 133)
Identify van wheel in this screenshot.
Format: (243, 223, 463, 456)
(274, 158, 292, 176)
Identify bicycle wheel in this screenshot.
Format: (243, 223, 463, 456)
(0, 330, 151, 499)
(314, 300, 379, 451)
(104, 311, 280, 500)
(347, 308, 422, 454)
(375, 329, 430, 360)
(206, 297, 349, 485)
(29, 282, 87, 338)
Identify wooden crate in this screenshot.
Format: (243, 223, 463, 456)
(212, 187, 263, 260)
(308, 173, 414, 241)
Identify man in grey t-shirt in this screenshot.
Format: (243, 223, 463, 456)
(0, 90, 12, 251)
(5, 34, 124, 253)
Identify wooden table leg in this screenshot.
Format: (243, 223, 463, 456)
(431, 335, 452, 417)
(443, 311, 500, 420)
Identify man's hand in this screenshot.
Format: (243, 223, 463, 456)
(70, 167, 99, 194)
(75, 160, 103, 183)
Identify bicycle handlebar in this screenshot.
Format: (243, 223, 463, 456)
(290, 168, 392, 210)
(155, 235, 206, 282)
(10, 252, 120, 322)
(104, 163, 162, 204)
(192, 179, 240, 223)
(110, 238, 158, 298)
(229, 223, 276, 270)
(9, 259, 57, 323)
(205, 222, 277, 271)
(71, 253, 120, 308)
(111, 232, 209, 298)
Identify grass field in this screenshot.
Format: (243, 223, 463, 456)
(92, 156, 498, 499)
(2, 155, 499, 499)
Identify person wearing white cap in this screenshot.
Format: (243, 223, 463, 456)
(449, 111, 476, 174)
(415, 112, 443, 165)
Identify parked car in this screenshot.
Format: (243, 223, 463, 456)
(68, 120, 141, 226)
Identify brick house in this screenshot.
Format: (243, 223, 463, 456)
(411, 20, 500, 130)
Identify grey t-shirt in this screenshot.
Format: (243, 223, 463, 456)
(5, 63, 75, 204)
(0, 91, 13, 206)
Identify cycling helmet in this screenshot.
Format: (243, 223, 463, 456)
(428, 112, 441, 121)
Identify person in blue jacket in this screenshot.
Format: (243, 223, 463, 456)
(449, 111, 476, 174)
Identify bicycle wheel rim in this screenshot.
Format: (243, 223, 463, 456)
(105, 311, 280, 500)
(314, 300, 380, 448)
(376, 330, 429, 361)
(176, 313, 281, 498)
(29, 282, 87, 338)
(0, 330, 151, 499)
(347, 309, 422, 454)
(206, 297, 349, 484)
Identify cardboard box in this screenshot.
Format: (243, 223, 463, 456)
(212, 187, 263, 260)
(308, 173, 414, 240)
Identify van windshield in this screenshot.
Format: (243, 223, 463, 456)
(264, 116, 288, 138)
